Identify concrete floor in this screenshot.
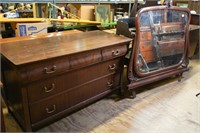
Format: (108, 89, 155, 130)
(2, 59, 200, 132)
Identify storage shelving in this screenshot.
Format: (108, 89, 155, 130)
(0, 0, 144, 4)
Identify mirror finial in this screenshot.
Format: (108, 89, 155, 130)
(165, 0, 173, 8)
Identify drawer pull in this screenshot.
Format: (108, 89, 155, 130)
(108, 64, 116, 71)
(46, 105, 56, 114)
(44, 83, 55, 93)
(112, 49, 120, 56)
(107, 81, 114, 87)
(44, 65, 56, 74)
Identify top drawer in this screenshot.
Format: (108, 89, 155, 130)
(25, 56, 70, 82)
(102, 44, 128, 61)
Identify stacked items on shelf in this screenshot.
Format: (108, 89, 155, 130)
(0, 3, 33, 18)
(115, 7, 123, 21)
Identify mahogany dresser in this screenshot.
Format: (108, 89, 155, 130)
(0, 30, 131, 131)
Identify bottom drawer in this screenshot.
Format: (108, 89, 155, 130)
(29, 95, 65, 123)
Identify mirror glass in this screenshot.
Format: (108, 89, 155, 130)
(137, 9, 189, 73)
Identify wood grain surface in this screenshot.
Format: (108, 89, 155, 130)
(0, 31, 131, 65)
(0, 30, 82, 43)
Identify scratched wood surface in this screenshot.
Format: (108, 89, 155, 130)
(2, 59, 200, 133)
(0, 31, 131, 65)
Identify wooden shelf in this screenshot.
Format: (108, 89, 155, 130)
(50, 18, 101, 24)
(0, 18, 46, 23)
(0, 0, 143, 4)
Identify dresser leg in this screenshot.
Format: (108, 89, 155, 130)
(178, 73, 183, 82)
(119, 87, 125, 97)
(7, 107, 12, 114)
(1, 107, 6, 132)
(132, 91, 136, 98)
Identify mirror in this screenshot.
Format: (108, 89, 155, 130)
(136, 9, 189, 73)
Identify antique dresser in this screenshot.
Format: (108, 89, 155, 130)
(127, 5, 191, 97)
(1, 30, 131, 131)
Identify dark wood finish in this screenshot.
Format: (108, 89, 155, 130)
(189, 14, 200, 57)
(1, 81, 6, 132)
(0, 30, 131, 131)
(102, 44, 128, 61)
(29, 94, 65, 123)
(27, 58, 122, 102)
(127, 6, 191, 97)
(1, 31, 130, 65)
(130, 0, 138, 18)
(190, 14, 200, 25)
(1, 106, 6, 132)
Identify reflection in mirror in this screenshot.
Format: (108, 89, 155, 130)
(137, 9, 189, 73)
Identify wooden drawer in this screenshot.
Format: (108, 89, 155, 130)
(27, 77, 63, 103)
(158, 39, 185, 57)
(140, 41, 154, 51)
(29, 94, 65, 124)
(27, 58, 123, 102)
(102, 44, 128, 61)
(155, 23, 182, 33)
(140, 31, 152, 41)
(69, 49, 101, 69)
(25, 56, 70, 82)
(66, 73, 121, 108)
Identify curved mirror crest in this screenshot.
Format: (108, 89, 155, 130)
(137, 9, 188, 73)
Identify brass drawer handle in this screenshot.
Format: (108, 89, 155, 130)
(46, 104, 56, 114)
(112, 49, 120, 56)
(44, 83, 55, 93)
(108, 64, 116, 71)
(44, 65, 56, 74)
(107, 81, 114, 87)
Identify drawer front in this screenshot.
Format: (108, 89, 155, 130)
(102, 44, 128, 61)
(66, 73, 121, 108)
(29, 94, 65, 124)
(27, 77, 63, 102)
(25, 56, 70, 82)
(27, 58, 123, 102)
(69, 50, 101, 69)
(158, 40, 185, 57)
(140, 31, 152, 41)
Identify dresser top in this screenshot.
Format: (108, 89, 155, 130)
(0, 30, 131, 65)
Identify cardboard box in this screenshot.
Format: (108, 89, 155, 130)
(16, 22, 47, 37)
(68, 4, 95, 21)
(0, 23, 6, 32)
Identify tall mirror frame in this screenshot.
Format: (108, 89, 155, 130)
(127, 5, 191, 97)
